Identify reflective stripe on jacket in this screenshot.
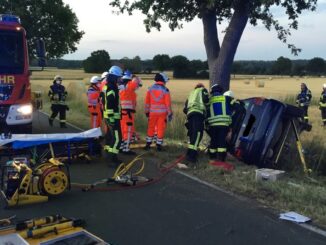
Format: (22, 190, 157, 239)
(145, 81, 171, 115)
(48, 84, 67, 105)
(119, 81, 138, 110)
(296, 89, 312, 107)
(186, 87, 208, 116)
(320, 91, 326, 107)
(207, 95, 232, 126)
(101, 84, 121, 120)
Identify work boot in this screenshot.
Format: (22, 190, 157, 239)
(144, 143, 151, 151)
(49, 118, 53, 127)
(106, 152, 122, 168)
(122, 150, 136, 155)
(209, 153, 217, 160)
(156, 144, 163, 152)
(60, 122, 67, 128)
(217, 153, 226, 162)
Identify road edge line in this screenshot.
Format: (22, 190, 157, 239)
(175, 169, 326, 238)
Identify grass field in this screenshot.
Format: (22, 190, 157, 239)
(31, 69, 326, 228)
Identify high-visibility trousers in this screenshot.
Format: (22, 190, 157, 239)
(146, 113, 167, 145)
(186, 113, 205, 161)
(50, 104, 67, 125)
(121, 110, 134, 151)
(88, 105, 102, 128)
(104, 120, 122, 155)
(208, 125, 229, 161)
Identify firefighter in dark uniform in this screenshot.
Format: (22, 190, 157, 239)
(207, 84, 232, 162)
(48, 75, 68, 128)
(319, 83, 326, 126)
(183, 83, 209, 164)
(101, 66, 123, 166)
(296, 83, 312, 123)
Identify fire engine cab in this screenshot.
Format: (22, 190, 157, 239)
(0, 14, 45, 134)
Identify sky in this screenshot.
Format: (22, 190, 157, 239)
(62, 0, 326, 61)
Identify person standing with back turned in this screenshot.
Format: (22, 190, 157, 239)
(144, 73, 172, 151)
(183, 83, 209, 165)
(101, 66, 123, 166)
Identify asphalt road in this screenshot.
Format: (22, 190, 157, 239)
(0, 111, 325, 245)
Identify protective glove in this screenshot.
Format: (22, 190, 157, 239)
(66, 105, 70, 111)
(145, 113, 149, 118)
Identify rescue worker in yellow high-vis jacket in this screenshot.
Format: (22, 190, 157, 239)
(207, 84, 232, 162)
(319, 83, 326, 126)
(100, 66, 123, 166)
(183, 83, 209, 164)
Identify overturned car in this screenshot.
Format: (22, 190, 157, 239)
(228, 97, 311, 169)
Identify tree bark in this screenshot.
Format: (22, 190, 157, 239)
(202, 10, 220, 83)
(202, 0, 250, 91)
(211, 5, 249, 90)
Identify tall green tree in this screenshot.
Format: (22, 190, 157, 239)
(83, 50, 111, 73)
(109, 0, 318, 90)
(306, 57, 326, 75)
(120, 56, 143, 73)
(272, 56, 292, 75)
(0, 0, 84, 59)
(171, 55, 191, 78)
(153, 54, 171, 71)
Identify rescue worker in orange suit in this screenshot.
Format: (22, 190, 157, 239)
(87, 76, 102, 128)
(119, 70, 140, 154)
(183, 83, 209, 165)
(144, 73, 172, 151)
(130, 76, 143, 143)
(207, 84, 232, 162)
(101, 66, 123, 165)
(319, 83, 326, 126)
(48, 75, 68, 128)
(296, 83, 312, 123)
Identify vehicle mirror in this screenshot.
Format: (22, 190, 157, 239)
(36, 39, 46, 68)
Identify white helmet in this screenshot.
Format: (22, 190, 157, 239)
(323, 83, 326, 89)
(101, 72, 108, 79)
(90, 76, 100, 84)
(223, 90, 234, 98)
(160, 72, 169, 83)
(54, 75, 63, 81)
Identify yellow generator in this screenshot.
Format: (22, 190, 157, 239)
(0, 157, 70, 207)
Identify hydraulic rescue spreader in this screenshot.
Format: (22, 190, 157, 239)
(0, 157, 70, 207)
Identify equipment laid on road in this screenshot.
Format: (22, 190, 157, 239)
(0, 156, 70, 207)
(0, 214, 109, 244)
(229, 97, 312, 173)
(72, 153, 151, 191)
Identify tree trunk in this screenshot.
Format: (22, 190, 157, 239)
(211, 6, 249, 91)
(202, 10, 220, 83)
(202, 0, 250, 91)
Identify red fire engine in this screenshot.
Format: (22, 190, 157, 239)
(0, 14, 45, 133)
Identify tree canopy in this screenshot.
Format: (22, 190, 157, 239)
(0, 0, 84, 59)
(109, 0, 318, 89)
(83, 50, 111, 73)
